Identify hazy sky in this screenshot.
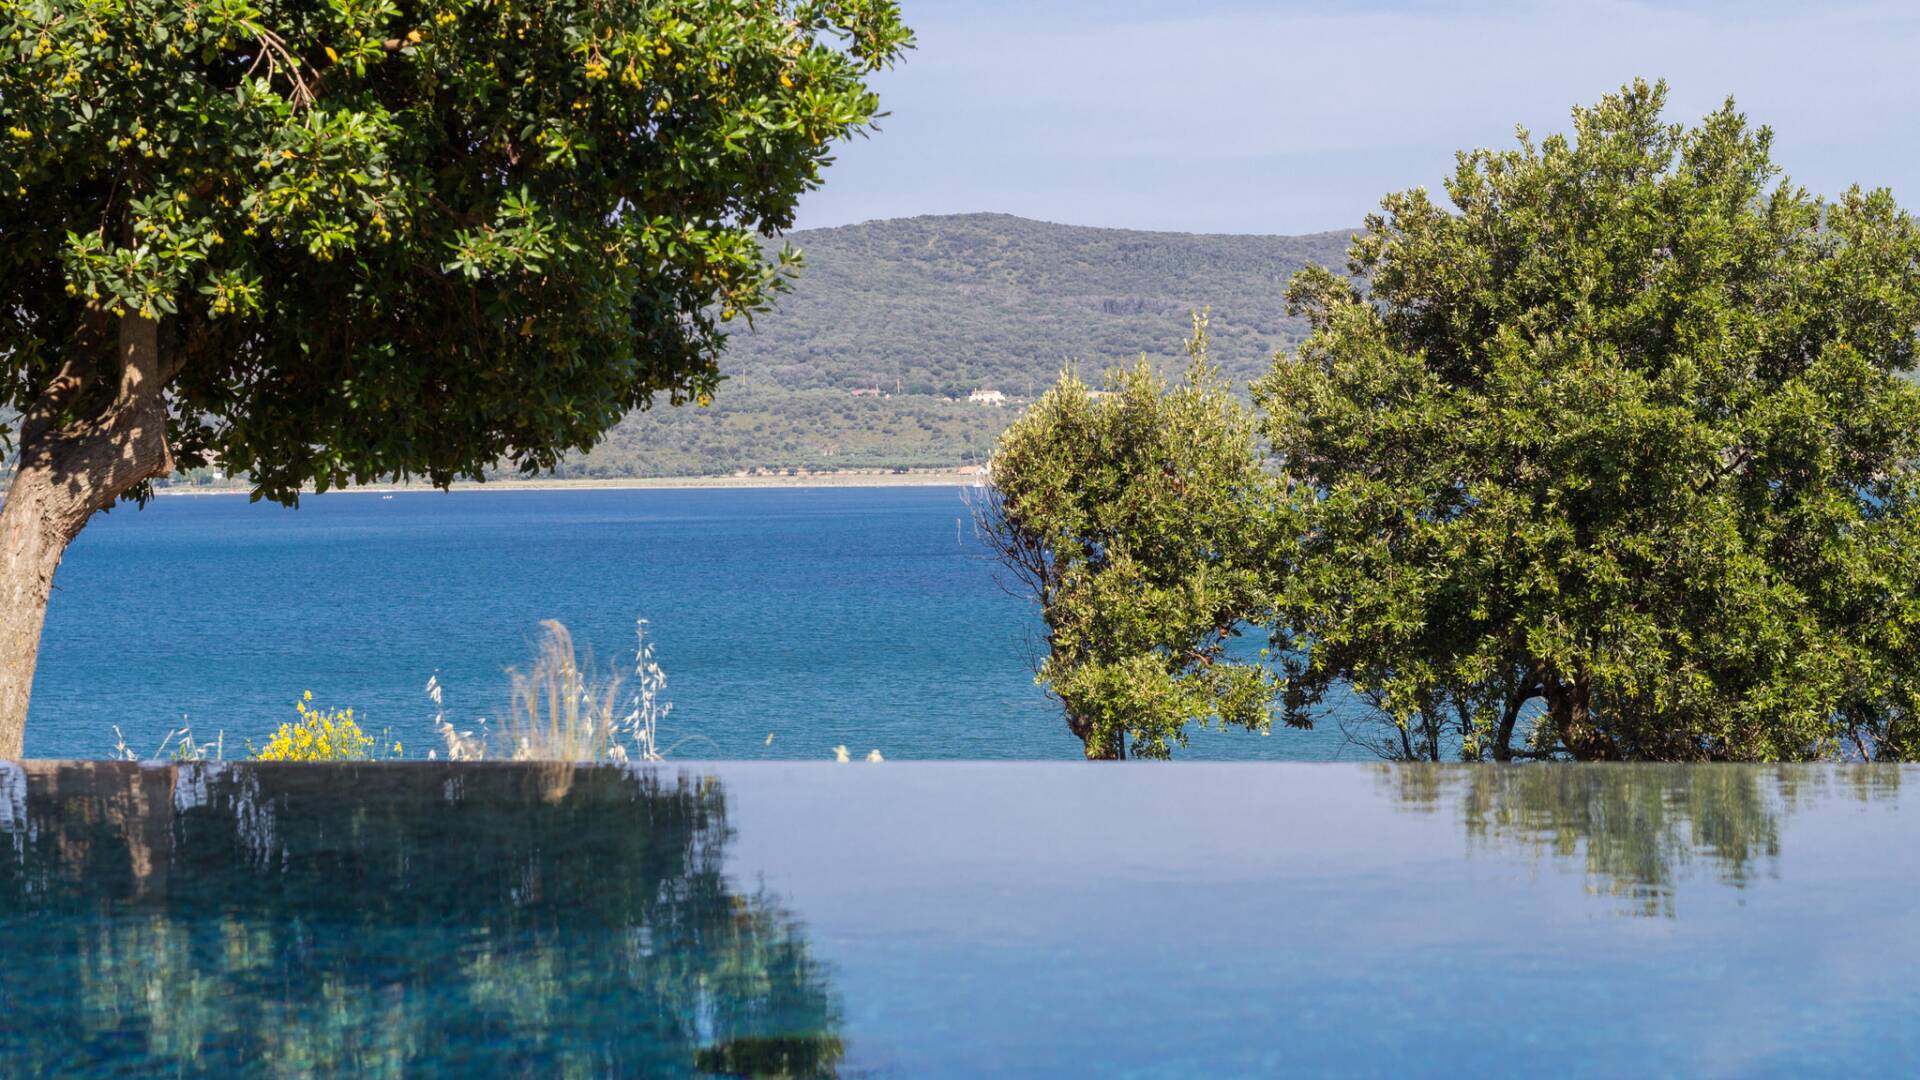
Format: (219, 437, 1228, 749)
(794, 0, 1920, 236)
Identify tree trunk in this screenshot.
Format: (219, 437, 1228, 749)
(1065, 709, 1124, 760)
(0, 314, 173, 758)
(1050, 634, 1123, 761)
(1492, 682, 1530, 763)
(1545, 673, 1618, 762)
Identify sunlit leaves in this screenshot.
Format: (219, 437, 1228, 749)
(1, 0, 912, 498)
(984, 314, 1289, 759)
(1260, 80, 1920, 762)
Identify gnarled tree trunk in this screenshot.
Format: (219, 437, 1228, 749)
(1065, 709, 1125, 760)
(1546, 672, 1619, 762)
(0, 313, 174, 758)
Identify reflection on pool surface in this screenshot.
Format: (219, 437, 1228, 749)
(1, 762, 1916, 1076)
(0, 763, 837, 1077)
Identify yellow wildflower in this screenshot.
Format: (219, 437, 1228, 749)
(254, 694, 374, 761)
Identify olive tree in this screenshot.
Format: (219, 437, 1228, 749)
(976, 315, 1287, 759)
(1260, 81, 1920, 762)
(0, 0, 910, 754)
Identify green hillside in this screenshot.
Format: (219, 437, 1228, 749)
(6, 216, 1354, 484)
(548, 382, 1012, 478)
(557, 214, 1352, 477)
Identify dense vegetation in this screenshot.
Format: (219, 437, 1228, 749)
(553, 381, 1010, 477)
(1266, 81, 1920, 763)
(976, 315, 1286, 759)
(0, 0, 911, 755)
(719, 212, 1349, 393)
(567, 214, 1350, 475)
(991, 82, 1920, 763)
(4, 216, 1353, 482)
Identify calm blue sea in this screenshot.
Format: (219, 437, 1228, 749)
(29, 486, 1352, 761)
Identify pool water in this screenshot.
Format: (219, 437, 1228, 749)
(1, 762, 1915, 1076)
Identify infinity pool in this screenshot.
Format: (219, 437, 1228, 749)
(1, 762, 1914, 1076)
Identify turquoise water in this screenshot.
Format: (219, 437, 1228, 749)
(29, 487, 1347, 761)
(2, 761, 1915, 1077)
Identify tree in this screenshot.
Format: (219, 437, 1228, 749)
(1259, 80, 1920, 762)
(976, 314, 1287, 759)
(0, 0, 911, 755)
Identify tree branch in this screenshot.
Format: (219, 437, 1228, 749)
(18, 310, 111, 450)
(116, 312, 164, 406)
(1696, 445, 1753, 494)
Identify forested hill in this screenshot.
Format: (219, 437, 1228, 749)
(19, 216, 1353, 487)
(557, 214, 1353, 478)
(723, 213, 1351, 393)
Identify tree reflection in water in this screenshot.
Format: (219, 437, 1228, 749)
(1380, 765, 1901, 916)
(0, 762, 841, 1078)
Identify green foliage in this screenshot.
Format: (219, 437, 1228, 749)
(978, 314, 1287, 759)
(553, 382, 1011, 476)
(720, 213, 1350, 391)
(0, 0, 911, 496)
(1258, 80, 1920, 762)
(2, 212, 1346, 483)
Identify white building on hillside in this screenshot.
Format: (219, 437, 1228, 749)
(968, 388, 1007, 406)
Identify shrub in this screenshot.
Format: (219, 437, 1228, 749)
(253, 693, 375, 762)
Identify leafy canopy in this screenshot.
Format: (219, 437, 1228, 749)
(979, 315, 1287, 759)
(0, 0, 910, 499)
(1259, 80, 1920, 761)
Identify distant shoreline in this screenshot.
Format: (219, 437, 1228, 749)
(148, 469, 985, 497)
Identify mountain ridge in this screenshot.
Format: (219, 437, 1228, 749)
(562, 213, 1353, 477)
(722, 211, 1352, 391)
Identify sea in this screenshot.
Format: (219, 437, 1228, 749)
(28, 485, 1357, 761)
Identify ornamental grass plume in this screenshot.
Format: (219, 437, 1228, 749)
(500, 620, 622, 762)
(431, 618, 679, 762)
